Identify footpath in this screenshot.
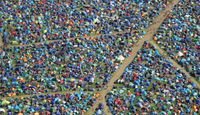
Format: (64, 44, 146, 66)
(85, 0, 181, 114)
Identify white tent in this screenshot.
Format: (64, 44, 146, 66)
(118, 55, 125, 61)
(178, 51, 184, 57)
(0, 108, 5, 113)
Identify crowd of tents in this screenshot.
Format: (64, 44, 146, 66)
(0, 0, 199, 114)
(106, 42, 199, 114)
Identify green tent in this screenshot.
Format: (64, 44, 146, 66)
(1, 100, 10, 105)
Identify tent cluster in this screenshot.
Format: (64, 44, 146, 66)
(1, 0, 168, 45)
(153, 0, 200, 81)
(0, 32, 144, 97)
(106, 42, 200, 114)
(0, 92, 98, 114)
(0, 0, 199, 114)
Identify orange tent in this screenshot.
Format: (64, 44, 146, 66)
(153, 36, 158, 41)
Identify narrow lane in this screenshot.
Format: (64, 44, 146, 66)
(150, 40, 200, 88)
(3, 29, 140, 48)
(1, 90, 96, 100)
(0, 33, 3, 46)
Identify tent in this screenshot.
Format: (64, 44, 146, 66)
(0, 108, 5, 113)
(1, 100, 10, 105)
(118, 55, 125, 61)
(178, 51, 184, 57)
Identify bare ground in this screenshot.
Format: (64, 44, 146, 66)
(0, 33, 3, 46)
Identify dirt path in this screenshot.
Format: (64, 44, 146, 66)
(1, 90, 96, 100)
(4, 29, 140, 48)
(150, 41, 200, 88)
(85, 0, 180, 114)
(0, 33, 3, 46)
